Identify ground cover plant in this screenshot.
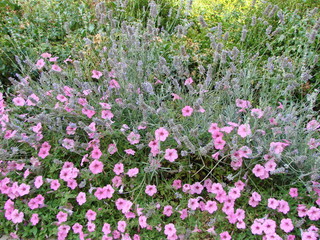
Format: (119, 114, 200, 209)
(0, 0, 319, 239)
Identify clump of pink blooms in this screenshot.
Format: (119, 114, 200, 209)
(0, 53, 319, 240)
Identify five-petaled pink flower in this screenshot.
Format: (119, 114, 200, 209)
(52, 64, 62, 72)
(155, 127, 169, 142)
(13, 97, 25, 106)
(92, 70, 103, 79)
(237, 124, 252, 138)
(89, 160, 104, 174)
(164, 148, 178, 162)
(36, 59, 45, 69)
(76, 192, 86, 206)
(145, 185, 157, 196)
(182, 106, 193, 117)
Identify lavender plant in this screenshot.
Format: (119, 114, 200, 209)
(0, 0, 319, 239)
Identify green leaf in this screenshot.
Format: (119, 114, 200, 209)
(88, 23, 95, 33)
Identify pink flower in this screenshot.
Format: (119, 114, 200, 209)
(164, 223, 176, 237)
(301, 231, 317, 240)
(113, 163, 124, 175)
(91, 148, 102, 159)
(262, 219, 276, 235)
(111, 176, 122, 188)
(237, 124, 252, 138)
(219, 231, 231, 240)
(52, 64, 62, 72)
(89, 160, 104, 174)
(155, 127, 169, 142)
(252, 164, 266, 178)
(139, 216, 148, 228)
(297, 204, 308, 217)
(145, 185, 157, 196)
(66, 124, 77, 135)
(280, 218, 294, 233)
(205, 200, 217, 214)
(251, 108, 264, 118)
(72, 223, 83, 234)
(41, 52, 51, 58)
(117, 220, 126, 233)
(212, 152, 220, 160)
(36, 59, 45, 69)
(264, 160, 277, 172)
(30, 213, 39, 225)
(127, 132, 140, 144)
(172, 93, 182, 100)
(32, 123, 42, 133)
(102, 223, 111, 235)
(307, 206, 320, 221)
(211, 130, 223, 139)
(56, 211, 68, 223)
(289, 188, 298, 198)
(268, 198, 279, 210)
(108, 143, 118, 155)
(124, 149, 135, 155)
(179, 209, 188, 220)
(92, 70, 103, 79)
(49, 57, 58, 62)
(251, 220, 263, 235)
(87, 222, 96, 232)
(236, 99, 251, 109)
(164, 149, 178, 162)
(95, 187, 107, 200)
(269, 117, 278, 125)
(11, 209, 24, 224)
(188, 198, 199, 210)
(38, 147, 50, 159)
(190, 182, 204, 195)
(277, 200, 290, 214)
(228, 187, 241, 199)
(34, 176, 43, 189)
(76, 192, 86, 206)
(249, 192, 261, 207)
(306, 120, 320, 131)
(62, 138, 75, 150)
(101, 110, 114, 120)
(127, 168, 139, 177)
(104, 184, 115, 198)
(287, 235, 295, 240)
(172, 180, 182, 190)
(18, 183, 30, 196)
(82, 108, 96, 118)
(220, 126, 233, 133)
(208, 123, 220, 133)
(57, 94, 68, 102)
(214, 137, 226, 150)
(115, 198, 132, 213)
(109, 79, 120, 89)
(269, 142, 289, 155)
(184, 77, 193, 85)
(86, 209, 97, 221)
(163, 205, 173, 217)
(182, 106, 193, 117)
(13, 97, 25, 106)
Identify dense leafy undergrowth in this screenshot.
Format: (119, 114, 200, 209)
(0, 0, 320, 239)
